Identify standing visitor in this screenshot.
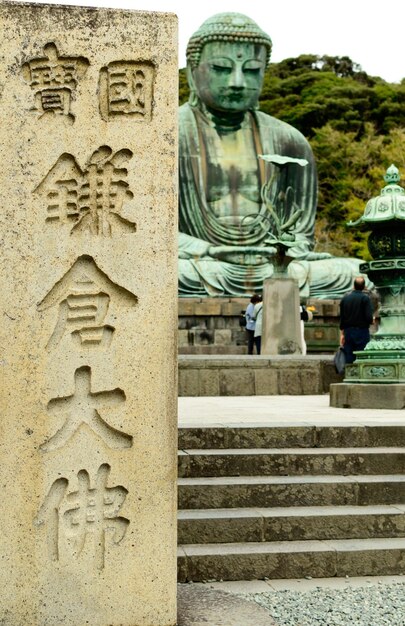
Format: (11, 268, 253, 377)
(299, 304, 314, 355)
(245, 294, 262, 355)
(339, 277, 373, 364)
(253, 297, 264, 355)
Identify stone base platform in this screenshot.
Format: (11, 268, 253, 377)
(179, 297, 342, 355)
(330, 383, 405, 409)
(179, 355, 342, 397)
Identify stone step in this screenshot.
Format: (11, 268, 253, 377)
(178, 505, 405, 544)
(177, 537, 405, 582)
(178, 475, 405, 509)
(178, 447, 405, 477)
(178, 425, 405, 450)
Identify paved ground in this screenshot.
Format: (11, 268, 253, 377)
(178, 394, 405, 427)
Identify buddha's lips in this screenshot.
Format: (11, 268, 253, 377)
(220, 89, 255, 101)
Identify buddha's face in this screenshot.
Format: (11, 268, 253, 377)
(191, 41, 267, 113)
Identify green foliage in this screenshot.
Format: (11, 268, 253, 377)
(178, 54, 405, 259)
(259, 55, 405, 137)
(312, 124, 405, 258)
(179, 68, 189, 106)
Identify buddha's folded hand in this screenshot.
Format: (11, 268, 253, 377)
(208, 245, 277, 265)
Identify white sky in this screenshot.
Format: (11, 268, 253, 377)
(17, 0, 405, 83)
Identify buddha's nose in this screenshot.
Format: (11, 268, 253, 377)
(229, 66, 246, 89)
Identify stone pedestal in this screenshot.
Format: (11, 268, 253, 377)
(178, 297, 348, 355)
(330, 383, 405, 409)
(0, 3, 177, 625)
(261, 278, 303, 355)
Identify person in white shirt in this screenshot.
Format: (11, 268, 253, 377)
(245, 294, 262, 354)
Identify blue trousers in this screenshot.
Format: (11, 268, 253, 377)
(343, 327, 370, 364)
(246, 329, 261, 355)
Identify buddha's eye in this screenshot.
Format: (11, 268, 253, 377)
(243, 61, 264, 74)
(211, 63, 232, 74)
(243, 67, 261, 75)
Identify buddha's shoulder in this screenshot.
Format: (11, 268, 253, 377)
(179, 103, 194, 121)
(254, 110, 309, 143)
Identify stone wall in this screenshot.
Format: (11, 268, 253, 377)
(179, 298, 342, 355)
(179, 355, 343, 396)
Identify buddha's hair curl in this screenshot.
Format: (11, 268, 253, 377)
(186, 12, 272, 69)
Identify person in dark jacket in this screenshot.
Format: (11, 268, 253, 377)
(339, 277, 374, 364)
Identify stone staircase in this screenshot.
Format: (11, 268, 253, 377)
(177, 424, 405, 582)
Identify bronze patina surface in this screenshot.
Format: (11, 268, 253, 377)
(178, 12, 365, 298)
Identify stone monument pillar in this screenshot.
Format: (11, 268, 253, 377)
(0, 3, 177, 625)
(261, 278, 303, 355)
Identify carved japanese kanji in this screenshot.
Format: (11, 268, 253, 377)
(35, 464, 129, 569)
(37, 255, 138, 349)
(35, 146, 137, 236)
(41, 366, 132, 452)
(21, 42, 89, 122)
(99, 61, 155, 121)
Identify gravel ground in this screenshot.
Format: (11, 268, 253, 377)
(241, 583, 405, 625)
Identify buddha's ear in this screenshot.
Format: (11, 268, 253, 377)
(186, 65, 197, 91)
(186, 65, 199, 107)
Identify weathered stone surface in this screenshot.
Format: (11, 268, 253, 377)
(179, 370, 201, 397)
(178, 329, 190, 346)
(178, 355, 338, 395)
(179, 426, 316, 450)
(214, 329, 232, 345)
(320, 358, 344, 387)
(178, 510, 264, 545)
(178, 414, 405, 582)
(315, 426, 368, 448)
(278, 369, 303, 394)
(179, 424, 405, 450)
(254, 368, 279, 395)
(180, 345, 248, 355)
(179, 506, 405, 545)
(178, 478, 360, 509)
(330, 383, 405, 409)
(262, 278, 303, 355)
(194, 301, 222, 316)
(177, 585, 277, 625)
(0, 3, 177, 625)
(199, 370, 221, 396)
(357, 480, 405, 505)
(179, 428, 227, 450)
(219, 369, 256, 396)
(178, 300, 198, 316)
(221, 300, 247, 316)
(178, 449, 405, 478)
(263, 508, 405, 542)
(181, 543, 337, 581)
(334, 540, 405, 577)
(301, 369, 322, 394)
(179, 539, 405, 582)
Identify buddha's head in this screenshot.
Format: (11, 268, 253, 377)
(186, 13, 272, 114)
